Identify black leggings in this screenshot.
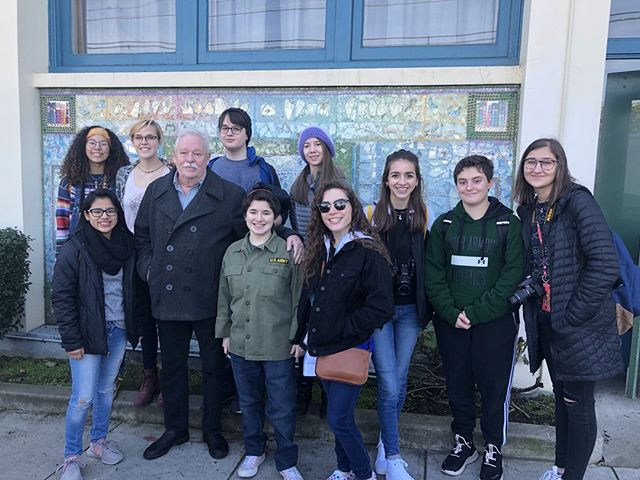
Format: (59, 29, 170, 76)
(539, 314, 597, 480)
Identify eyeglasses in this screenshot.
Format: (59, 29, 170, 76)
(524, 158, 557, 171)
(87, 140, 109, 149)
(317, 199, 350, 214)
(219, 125, 244, 135)
(88, 207, 117, 218)
(133, 134, 159, 142)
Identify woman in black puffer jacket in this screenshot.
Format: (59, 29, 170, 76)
(513, 138, 623, 480)
(52, 189, 139, 480)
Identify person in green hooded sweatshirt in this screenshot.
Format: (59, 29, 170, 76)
(425, 155, 523, 480)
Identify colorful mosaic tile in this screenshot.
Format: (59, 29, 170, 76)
(467, 91, 519, 140)
(41, 96, 76, 133)
(40, 86, 519, 283)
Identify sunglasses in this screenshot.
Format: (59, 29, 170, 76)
(317, 199, 350, 214)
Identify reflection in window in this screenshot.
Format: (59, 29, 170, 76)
(609, 0, 640, 39)
(362, 0, 498, 47)
(208, 0, 326, 51)
(72, 0, 176, 54)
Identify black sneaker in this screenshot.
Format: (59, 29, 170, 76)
(480, 443, 503, 480)
(441, 434, 478, 476)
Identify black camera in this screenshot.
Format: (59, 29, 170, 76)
(508, 275, 545, 306)
(394, 259, 415, 296)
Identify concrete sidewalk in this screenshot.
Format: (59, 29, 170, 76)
(0, 410, 634, 480)
(0, 377, 638, 479)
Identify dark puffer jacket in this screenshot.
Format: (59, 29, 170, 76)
(517, 184, 623, 382)
(52, 234, 140, 354)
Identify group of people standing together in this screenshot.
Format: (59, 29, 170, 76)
(52, 106, 624, 480)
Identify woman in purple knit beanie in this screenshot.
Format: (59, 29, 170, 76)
(289, 126, 344, 418)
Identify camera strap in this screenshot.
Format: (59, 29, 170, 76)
(534, 208, 552, 312)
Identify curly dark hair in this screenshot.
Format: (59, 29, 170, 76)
(302, 180, 390, 283)
(60, 125, 130, 186)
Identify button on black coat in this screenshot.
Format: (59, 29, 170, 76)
(52, 234, 140, 354)
(517, 185, 624, 382)
(135, 169, 247, 322)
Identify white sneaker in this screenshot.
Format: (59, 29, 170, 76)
(386, 457, 415, 480)
(57, 456, 86, 480)
(374, 440, 386, 475)
(280, 466, 304, 480)
(538, 466, 563, 480)
(86, 438, 124, 465)
(237, 454, 266, 478)
(326, 470, 355, 480)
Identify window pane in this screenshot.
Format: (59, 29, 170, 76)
(72, 0, 176, 54)
(362, 0, 499, 47)
(208, 0, 326, 51)
(609, 0, 640, 39)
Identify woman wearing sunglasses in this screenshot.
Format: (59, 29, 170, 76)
(513, 138, 623, 480)
(56, 126, 130, 256)
(115, 120, 170, 409)
(52, 189, 140, 480)
(294, 181, 394, 480)
(367, 149, 433, 480)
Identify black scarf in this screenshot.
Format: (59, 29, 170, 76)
(79, 224, 134, 275)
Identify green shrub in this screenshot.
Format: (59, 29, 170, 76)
(0, 227, 32, 338)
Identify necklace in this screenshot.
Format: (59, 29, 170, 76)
(88, 173, 105, 189)
(395, 208, 408, 220)
(137, 162, 164, 174)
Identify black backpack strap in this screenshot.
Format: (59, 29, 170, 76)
(441, 210, 511, 254)
(495, 213, 511, 253)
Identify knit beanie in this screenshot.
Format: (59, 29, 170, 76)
(297, 127, 335, 161)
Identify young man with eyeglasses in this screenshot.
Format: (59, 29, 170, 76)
(210, 107, 281, 194)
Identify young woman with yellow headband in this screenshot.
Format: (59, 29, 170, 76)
(56, 125, 129, 255)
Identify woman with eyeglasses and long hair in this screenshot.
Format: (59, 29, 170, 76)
(513, 138, 623, 480)
(367, 149, 433, 480)
(290, 126, 344, 416)
(56, 126, 129, 256)
(293, 180, 394, 480)
(52, 189, 140, 480)
(115, 120, 170, 409)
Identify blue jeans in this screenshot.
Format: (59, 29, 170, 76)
(372, 304, 421, 456)
(64, 323, 127, 457)
(230, 354, 298, 471)
(322, 379, 372, 480)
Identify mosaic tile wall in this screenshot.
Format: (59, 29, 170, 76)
(41, 86, 520, 284)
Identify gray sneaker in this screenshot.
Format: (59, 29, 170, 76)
(87, 438, 124, 465)
(57, 456, 85, 480)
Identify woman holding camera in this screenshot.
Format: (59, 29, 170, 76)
(295, 180, 394, 480)
(366, 150, 433, 480)
(513, 138, 623, 480)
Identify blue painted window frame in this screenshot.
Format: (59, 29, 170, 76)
(608, 38, 640, 59)
(197, 0, 339, 64)
(49, 0, 523, 72)
(351, 0, 521, 62)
